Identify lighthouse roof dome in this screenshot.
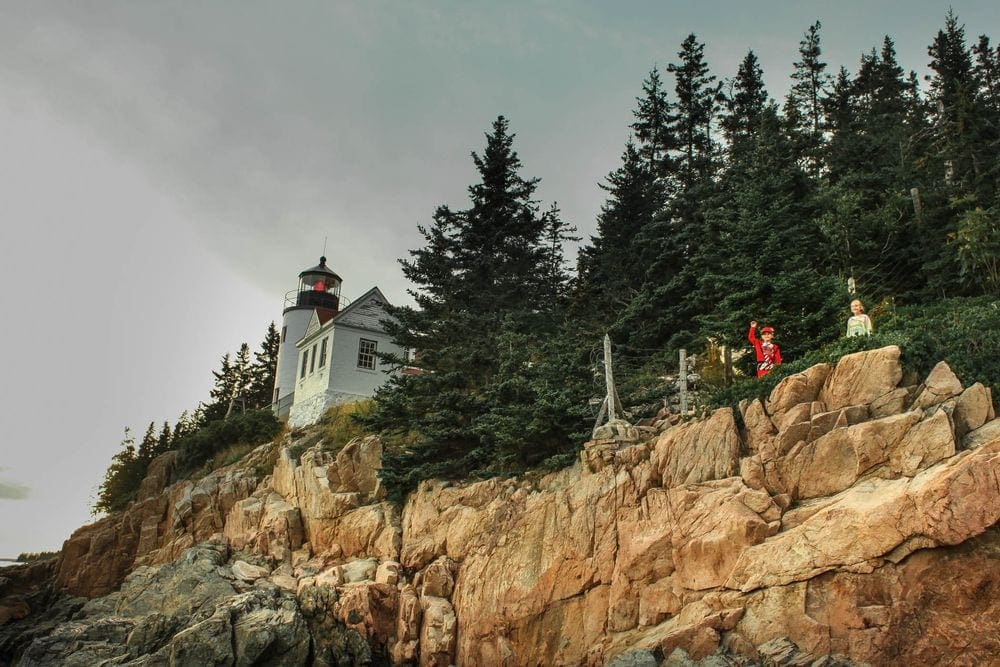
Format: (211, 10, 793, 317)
(299, 256, 342, 282)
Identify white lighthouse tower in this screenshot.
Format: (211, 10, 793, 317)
(272, 256, 342, 417)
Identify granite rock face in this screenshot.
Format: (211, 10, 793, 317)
(6, 347, 1000, 666)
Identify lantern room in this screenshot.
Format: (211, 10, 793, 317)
(285, 256, 342, 313)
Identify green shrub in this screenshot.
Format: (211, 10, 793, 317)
(176, 409, 282, 475)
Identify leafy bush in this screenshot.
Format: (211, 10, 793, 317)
(176, 409, 282, 474)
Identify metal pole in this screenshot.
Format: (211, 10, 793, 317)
(679, 349, 687, 414)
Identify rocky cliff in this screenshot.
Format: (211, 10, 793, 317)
(3, 345, 1000, 665)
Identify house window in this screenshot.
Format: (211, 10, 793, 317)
(309, 343, 317, 373)
(300, 349, 309, 378)
(281, 325, 287, 342)
(319, 337, 328, 368)
(358, 338, 377, 370)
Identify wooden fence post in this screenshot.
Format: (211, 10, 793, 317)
(679, 349, 688, 415)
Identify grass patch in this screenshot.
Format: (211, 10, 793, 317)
(317, 400, 376, 452)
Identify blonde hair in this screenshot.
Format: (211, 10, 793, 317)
(850, 299, 865, 311)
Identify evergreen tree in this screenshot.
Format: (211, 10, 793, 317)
(822, 66, 859, 184)
(667, 33, 719, 188)
(93, 428, 142, 514)
(974, 35, 1000, 112)
(157, 421, 172, 457)
(972, 35, 1000, 200)
(785, 20, 830, 176)
(366, 116, 581, 499)
(172, 410, 194, 441)
(203, 353, 236, 422)
(927, 10, 981, 196)
(630, 68, 675, 176)
(720, 50, 769, 156)
(920, 10, 991, 295)
(137, 421, 158, 465)
(953, 202, 1000, 294)
(226, 343, 252, 417)
(539, 203, 580, 307)
(816, 37, 927, 299)
(247, 322, 280, 409)
(575, 141, 664, 324)
(618, 33, 720, 355)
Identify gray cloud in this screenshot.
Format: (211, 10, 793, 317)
(0, 481, 30, 500)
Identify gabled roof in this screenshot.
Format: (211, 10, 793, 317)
(295, 310, 324, 347)
(332, 286, 393, 332)
(296, 286, 394, 347)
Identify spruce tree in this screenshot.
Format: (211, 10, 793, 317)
(927, 10, 981, 196)
(226, 343, 252, 417)
(93, 428, 142, 514)
(172, 410, 194, 441)
(619, 33, 720, 355)
(247, 322, 280, 409)
(156, 421, 172, 457)
(366, 116, 579, 499)
(137, 421, 158, 465)
(816, 37, 927, 299)
(920, 10, 990, 296)
(575, 141, 664, 325)
(631, 68, 675, 177)
(785, 20, 830, 176)
(667, 33, 719, 189)
(203, 353, 236, 422)
(720, 50, 769, 156)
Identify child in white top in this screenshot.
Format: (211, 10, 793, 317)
(846, 299, 873, 337)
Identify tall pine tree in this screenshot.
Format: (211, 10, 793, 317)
(785, 20, 830, 177)
(247, 322, 280, 409)
(365, 116, 580, 499)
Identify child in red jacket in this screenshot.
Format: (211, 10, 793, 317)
(748, 321, 782, 378)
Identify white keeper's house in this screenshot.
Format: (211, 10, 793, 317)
(272, 256, 403, 427)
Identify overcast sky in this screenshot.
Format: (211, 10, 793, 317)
(1, 1, 998, 558)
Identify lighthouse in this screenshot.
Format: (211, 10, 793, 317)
(272, 256, 342, 417)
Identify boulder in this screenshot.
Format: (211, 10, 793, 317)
(328, 435, 386, 500)
(952, 383, 994, 441)
(912, 361, 964, 410)
(818, 346, 902, 412)
(651, 408, 741, 488)
(767, 363, 831, 423)
(231, 560, 271, 581)
(777, 411, 924, 501)
(375, 560, 401, 586)
(341, 557, 379, 583)
(419, 596, 457, 667)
